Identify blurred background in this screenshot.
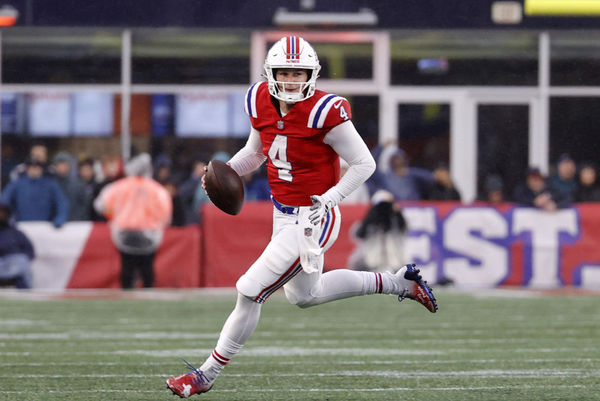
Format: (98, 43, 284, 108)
(1, 0, 600, 290)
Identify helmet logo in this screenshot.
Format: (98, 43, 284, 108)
(285, 36, 301, 63)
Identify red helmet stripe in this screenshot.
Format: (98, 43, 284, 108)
(286, 36, 291, 60)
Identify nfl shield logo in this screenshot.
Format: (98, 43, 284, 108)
(304, 227, 313, 237)
(277, 120, 284, 130)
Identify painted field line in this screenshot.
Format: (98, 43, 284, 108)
(0, 385, 589, 395)
(111, 347, 442, 357)
(0, 332, 219, 340)
(5, 369, 600, 379)
(3, 345, 599, 357)
(1, 357, 598, 367)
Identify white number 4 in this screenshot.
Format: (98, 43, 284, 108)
(339, 105, 348, 120)
(268, 135, 292, 182)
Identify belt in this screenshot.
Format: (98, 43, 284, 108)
(271, 197, 299, 215)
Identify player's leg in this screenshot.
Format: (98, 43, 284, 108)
(284, 264, 436, 312)
(166, 210, 299, 397)
(284, 207, 437, 312)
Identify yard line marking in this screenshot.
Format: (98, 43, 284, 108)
(109, 347, 442, 357)
(4, 345, 599, 357)
(0, 385, 589, 394)
(0, 332, 219, 340)
(1, 357, 598, 367)
(5, 369, 600, 379)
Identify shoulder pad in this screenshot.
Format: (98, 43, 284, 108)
(307, 94, 351, 129)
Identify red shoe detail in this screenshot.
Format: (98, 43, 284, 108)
(399, 264, 438, 313)
(166, 361, 213, 398)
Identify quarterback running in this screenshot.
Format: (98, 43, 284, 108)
(166, 35, 438, 398)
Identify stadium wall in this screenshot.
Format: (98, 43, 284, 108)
(17, 202, 600, 290)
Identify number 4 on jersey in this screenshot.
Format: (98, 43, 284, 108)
(268, 135, 292, 182)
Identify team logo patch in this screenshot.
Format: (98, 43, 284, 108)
(304, 227, 313, 237)
(277, 120, 284, 130)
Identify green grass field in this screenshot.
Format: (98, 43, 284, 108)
(0, 288, 599, 401)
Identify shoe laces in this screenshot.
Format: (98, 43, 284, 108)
(182, 359, 211, 387)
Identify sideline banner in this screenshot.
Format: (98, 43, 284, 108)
(201, 202, 600, 289)
(16, 202, 600, 289)
(19, 222, 202, 289)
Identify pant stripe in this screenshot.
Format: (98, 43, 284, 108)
(318, 210, 331, 244)
(319, 208, 337, 248)
(254, 258, 302, 304)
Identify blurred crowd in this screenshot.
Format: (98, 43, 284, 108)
(1, 143, 599, 230)
(1, 142, 599, 289)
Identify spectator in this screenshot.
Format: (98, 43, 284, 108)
(376, 149, 433, 201)
(78, 157, 97, 210)
(178, 158, 208, 224)
(340, 159, 370, 204)
(426, 163, 461, 201)
(1, 158, 69, 227)
(481, 174, 504, 204)
(512, 167, 568, 211)
(575, 163, 600, 202)
(163, 180, 186, 227)
(153, 154, 172, 185)
(9, 142, 52, 182)
(94, 153, 172, 289)
(548, 153, 577, 204)
(53, 152, 90, 221)
(348, 190, 407, 272)
(192, 179, 211, 222)
(90, 154, 123, 221)
(242, 167, 271, 201)
(0, 202, 35, 289)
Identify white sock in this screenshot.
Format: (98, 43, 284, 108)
(200, 293, 261, 381)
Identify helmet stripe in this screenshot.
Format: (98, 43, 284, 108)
(294, 36, 300, 59)
(285, 36, 300, 60)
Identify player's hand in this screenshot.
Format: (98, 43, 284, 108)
(309, 195, 329, 226)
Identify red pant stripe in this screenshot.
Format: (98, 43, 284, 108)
(253, 258, 301, 304)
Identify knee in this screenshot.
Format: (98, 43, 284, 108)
(235, 274, 261, 300)
(283, 287, 315, 309)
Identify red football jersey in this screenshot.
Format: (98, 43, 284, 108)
(244, 82, 353, 206)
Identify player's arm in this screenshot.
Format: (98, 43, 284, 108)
(227, 127, 267, 176)
(321, 121, 376, 206)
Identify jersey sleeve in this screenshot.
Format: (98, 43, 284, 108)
(243, 82, 262, 118)
(306, 95, 352, 130)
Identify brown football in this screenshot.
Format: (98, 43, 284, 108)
(204, 160, 244, 215)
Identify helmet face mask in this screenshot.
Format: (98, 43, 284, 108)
(264, 36, 321, 103)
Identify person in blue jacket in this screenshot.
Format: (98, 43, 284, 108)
(1, 158, 69, 228)
(0, 201, 35, 288)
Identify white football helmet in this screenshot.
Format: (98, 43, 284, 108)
(264, 36, 321, 103)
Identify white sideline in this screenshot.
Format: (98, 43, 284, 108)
(1, 357, 598, 367)
(4, 369, 600, 379)
(0, 385, 588, 394)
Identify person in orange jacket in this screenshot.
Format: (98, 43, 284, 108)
(94, 153, 172, 289)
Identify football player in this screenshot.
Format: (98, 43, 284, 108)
(166, 35, 438, 398)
